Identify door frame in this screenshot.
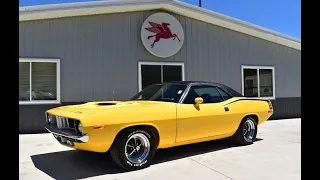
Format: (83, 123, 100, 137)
(138, 61, 185, 91)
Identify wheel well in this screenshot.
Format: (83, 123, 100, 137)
(116, 125, 160, 147)
(244, 114, 259, 124)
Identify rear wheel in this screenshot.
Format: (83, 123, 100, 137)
(110, 128, 157, 171)
(232, 116, 258, 145)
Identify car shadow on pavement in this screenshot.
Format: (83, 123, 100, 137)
(31, 138, 263, 180)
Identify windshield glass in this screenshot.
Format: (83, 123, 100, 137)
(130, 84, 187, 103)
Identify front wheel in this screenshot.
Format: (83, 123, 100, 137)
(232, 116, 258, 145)
(110, 128, 157, 171)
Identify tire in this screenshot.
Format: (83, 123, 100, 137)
(232, 116, 258, 145)
(110, 128, 157, 171)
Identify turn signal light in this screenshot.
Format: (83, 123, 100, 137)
(93, 125, 105, 130)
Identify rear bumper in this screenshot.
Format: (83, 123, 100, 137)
(44, 124, 89, 143)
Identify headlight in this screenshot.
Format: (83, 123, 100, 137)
(77, 122, 83, 134)
(47, 114, 52, 123)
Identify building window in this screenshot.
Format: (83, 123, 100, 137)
(241, 65, 275, 99)
(138, 62, 185, 91)
(19, 58, 60, 105)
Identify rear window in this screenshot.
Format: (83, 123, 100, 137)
(219, 85, 243, 97)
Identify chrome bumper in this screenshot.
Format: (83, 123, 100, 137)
(44, 124, 89, 143)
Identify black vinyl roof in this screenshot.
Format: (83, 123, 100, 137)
(161, 81, 244, 97)
(163, 81, 222, 85)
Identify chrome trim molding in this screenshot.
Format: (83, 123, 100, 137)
(45, 126, 89, 142)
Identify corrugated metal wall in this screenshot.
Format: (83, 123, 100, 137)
(19, 10, 301, 101)
(19, 10, 301, 132)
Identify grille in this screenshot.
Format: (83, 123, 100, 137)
(56, 116, 69, 129)
(47, 113, 77, 130)
(46, 113, 81, 136)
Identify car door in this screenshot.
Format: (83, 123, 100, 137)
(176, 85, 232, 143)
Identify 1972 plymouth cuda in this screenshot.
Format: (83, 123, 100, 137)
(44, 81, 273, 171)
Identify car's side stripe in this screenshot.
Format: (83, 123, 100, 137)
(224, 98, 270, 106)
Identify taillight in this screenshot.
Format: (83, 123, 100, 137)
(267, 100, 273, 109)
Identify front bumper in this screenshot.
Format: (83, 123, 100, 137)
(44, 124, 89, 143)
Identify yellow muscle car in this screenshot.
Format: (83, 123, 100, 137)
(44, 81, 273, 171)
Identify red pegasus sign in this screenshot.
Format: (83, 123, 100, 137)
(145, 21, 181, 48)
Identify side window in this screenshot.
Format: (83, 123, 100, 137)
(183, 85, 224, 104)
(216, 87, 231, 100)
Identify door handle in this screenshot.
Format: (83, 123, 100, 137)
(224, 107, 229, 112)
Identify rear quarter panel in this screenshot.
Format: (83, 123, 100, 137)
(223, 98, 273, 132)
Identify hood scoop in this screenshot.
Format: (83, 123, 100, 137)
(88, 101, 138, 106)
(97, 102, 117, 106)
(97, 102, 138, 106)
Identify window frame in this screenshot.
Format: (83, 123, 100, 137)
(138, 61, 185, 91)
(19, 58, 61, 105)
(182, 85, 226, 104)
(241, 65, 275, 100)
(215, 87, 232, 101)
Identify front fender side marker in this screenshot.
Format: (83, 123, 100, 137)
(93, 125, 105, 130)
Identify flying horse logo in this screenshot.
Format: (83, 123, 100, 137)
(145, 21, 181, 48)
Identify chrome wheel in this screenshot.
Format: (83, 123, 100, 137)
(125, 133, 150, 164)
(243, 118, 256, 142)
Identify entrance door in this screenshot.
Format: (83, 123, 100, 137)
(138, 62, 185, 91)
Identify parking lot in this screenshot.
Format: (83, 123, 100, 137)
(19, 118, 301, 180)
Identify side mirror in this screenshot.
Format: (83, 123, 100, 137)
(194, 97, 203, 105)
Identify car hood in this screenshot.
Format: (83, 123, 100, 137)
(53, 100, 168, 115)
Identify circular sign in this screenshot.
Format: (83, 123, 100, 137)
(141, 13, 184, 58)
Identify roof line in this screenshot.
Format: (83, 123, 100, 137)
(19, 0, 301, 50)
(19, 0, 160, 11)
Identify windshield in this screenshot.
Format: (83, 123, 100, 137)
(130, 84, 187, 103)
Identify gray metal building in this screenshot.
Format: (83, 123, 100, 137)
(19, 0, 301, 133)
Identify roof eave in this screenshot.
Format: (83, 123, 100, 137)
(19, 0, 169, 21)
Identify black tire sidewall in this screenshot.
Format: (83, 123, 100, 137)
(234, 117, 258, 145)
(241, 117, 258, 143)
(116, 129, 156, 170)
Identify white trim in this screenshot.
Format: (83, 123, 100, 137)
(19, 58, 61, 105)
(138, 61, 185, 91)
(241, 65, 276, 100)
(19, 0, 300, 50)
(19, 58, 60, 63)
(19, 100, 61, 105)
(160, 65, 163, 83)
(257, 69, 260, 98)
(29, 61, 32, 101)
